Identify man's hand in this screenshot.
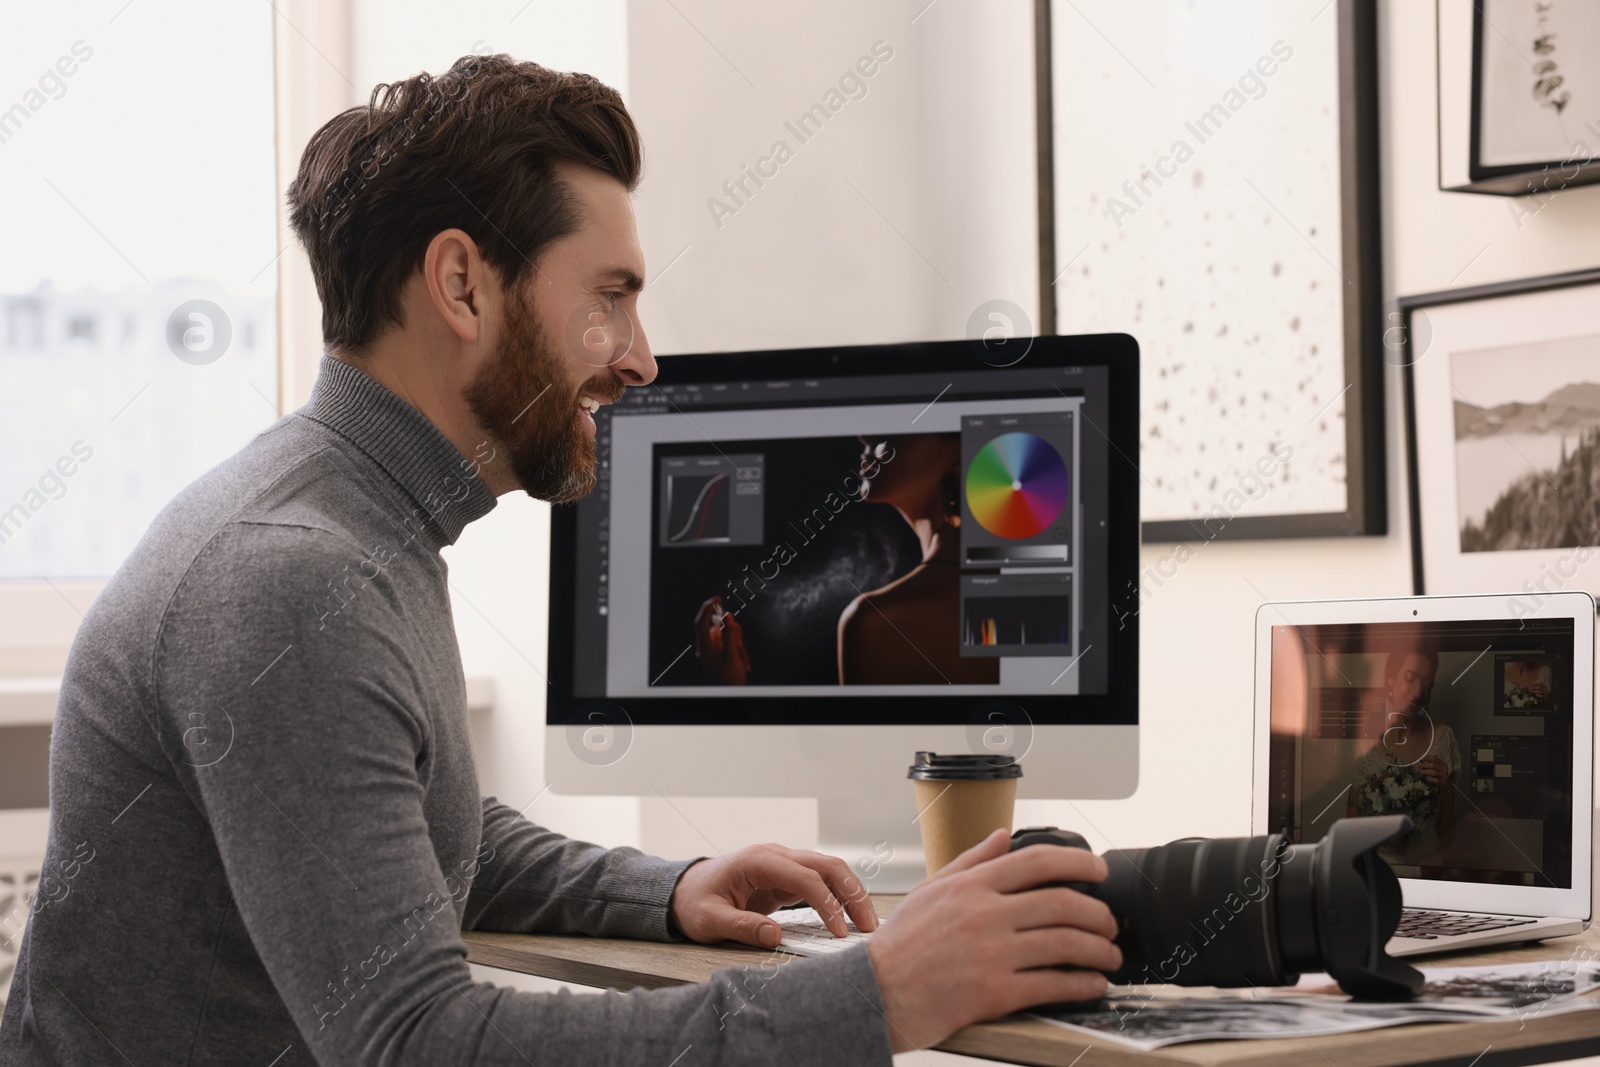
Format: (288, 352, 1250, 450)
(668, 843, 878, 948)
(866, 828, 1121, 1053)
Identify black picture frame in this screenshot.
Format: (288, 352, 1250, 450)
(1399, 266, 1600, 598)
(1463, 0, 1600, 193)
(1035, 0, 1386, 543)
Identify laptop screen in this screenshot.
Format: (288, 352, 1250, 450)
(1265, 616, 1577, 889)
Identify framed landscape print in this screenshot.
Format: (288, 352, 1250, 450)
(1046, 0, 1383, 541)
(1400, 269, 1600, 602)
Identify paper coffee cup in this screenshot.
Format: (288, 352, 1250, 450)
(908, 751, 1022, 876)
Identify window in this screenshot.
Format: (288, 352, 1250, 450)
(0, 2, 279, 579)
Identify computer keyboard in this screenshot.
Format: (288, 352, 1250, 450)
(770, 906, 878, 957)
(1393, 908, 1536, 940)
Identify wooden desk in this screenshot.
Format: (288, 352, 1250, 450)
(465, 856, 1600, 1067)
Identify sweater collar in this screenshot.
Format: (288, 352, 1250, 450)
(298, 355, 497, 548)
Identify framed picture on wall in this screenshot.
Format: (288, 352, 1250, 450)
(1400, 268, 1600, 602)
(1438, 0, 1600, 194)
(1043, 0, 1384, 541)
(1470, 0, 1600, 183)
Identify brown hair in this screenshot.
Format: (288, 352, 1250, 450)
(286, 53, 642, 354)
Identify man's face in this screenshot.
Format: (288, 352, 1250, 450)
(464, 160, 656, 503)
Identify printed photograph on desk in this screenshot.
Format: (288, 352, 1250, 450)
(1030, 995, 1396, 1051)
(1030, 959, 1600, 1051)
(1402, 270, 1600, 597)
(1286, 959, 1600, 1010)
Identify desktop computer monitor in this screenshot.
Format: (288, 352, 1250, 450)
(546, 334, 1140, 888)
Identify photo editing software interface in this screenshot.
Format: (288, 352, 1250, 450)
(1266, 617, 1577, 887)
(566, 364, 1112, 701)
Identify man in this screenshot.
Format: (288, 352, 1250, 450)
(0, 55, 1119, 1064)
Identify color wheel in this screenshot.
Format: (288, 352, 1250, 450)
(965, 432, 1069, 539)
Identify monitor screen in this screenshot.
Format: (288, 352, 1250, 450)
(1265, 616, 1577, 888)
(547, 336, 1139, 726)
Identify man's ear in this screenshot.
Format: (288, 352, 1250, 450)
(422, 228, 494, 345)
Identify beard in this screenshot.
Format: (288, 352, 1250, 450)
(462, 285, 623, 504)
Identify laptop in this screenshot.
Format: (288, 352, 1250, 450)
(1252, 591, 1595, 957)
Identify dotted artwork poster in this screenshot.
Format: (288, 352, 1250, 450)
(1052, 0, 1351, 524)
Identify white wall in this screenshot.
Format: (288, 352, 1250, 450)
(624, 0, 1039, 356)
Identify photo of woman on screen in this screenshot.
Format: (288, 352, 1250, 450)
(688, 432, 997, 686)
(1344, 645, 1460, 865)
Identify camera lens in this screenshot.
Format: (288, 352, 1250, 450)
(1090, 834, 1292, 988)
(1010, 816, 1422, 999)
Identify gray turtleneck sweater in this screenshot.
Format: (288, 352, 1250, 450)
(0, 357, 893, 1066)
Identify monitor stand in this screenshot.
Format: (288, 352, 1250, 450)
(817, 794, 928, 895)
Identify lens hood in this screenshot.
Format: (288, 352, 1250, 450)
(1289, 814, 1425, 999)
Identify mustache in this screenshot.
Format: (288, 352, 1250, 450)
(582, 374, 627, 404)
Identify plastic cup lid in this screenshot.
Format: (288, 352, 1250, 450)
(907, 751, 1023, 780)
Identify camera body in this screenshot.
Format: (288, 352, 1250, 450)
(1008, 817, 1424, 1000)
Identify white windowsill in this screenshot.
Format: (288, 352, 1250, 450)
(0, 675, 495, 726)
(0, 678, 58, 728)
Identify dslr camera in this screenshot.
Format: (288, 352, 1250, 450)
(1008, 815, 1424, 999)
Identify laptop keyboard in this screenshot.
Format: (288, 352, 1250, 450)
(1394, 909, 1537, 940)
